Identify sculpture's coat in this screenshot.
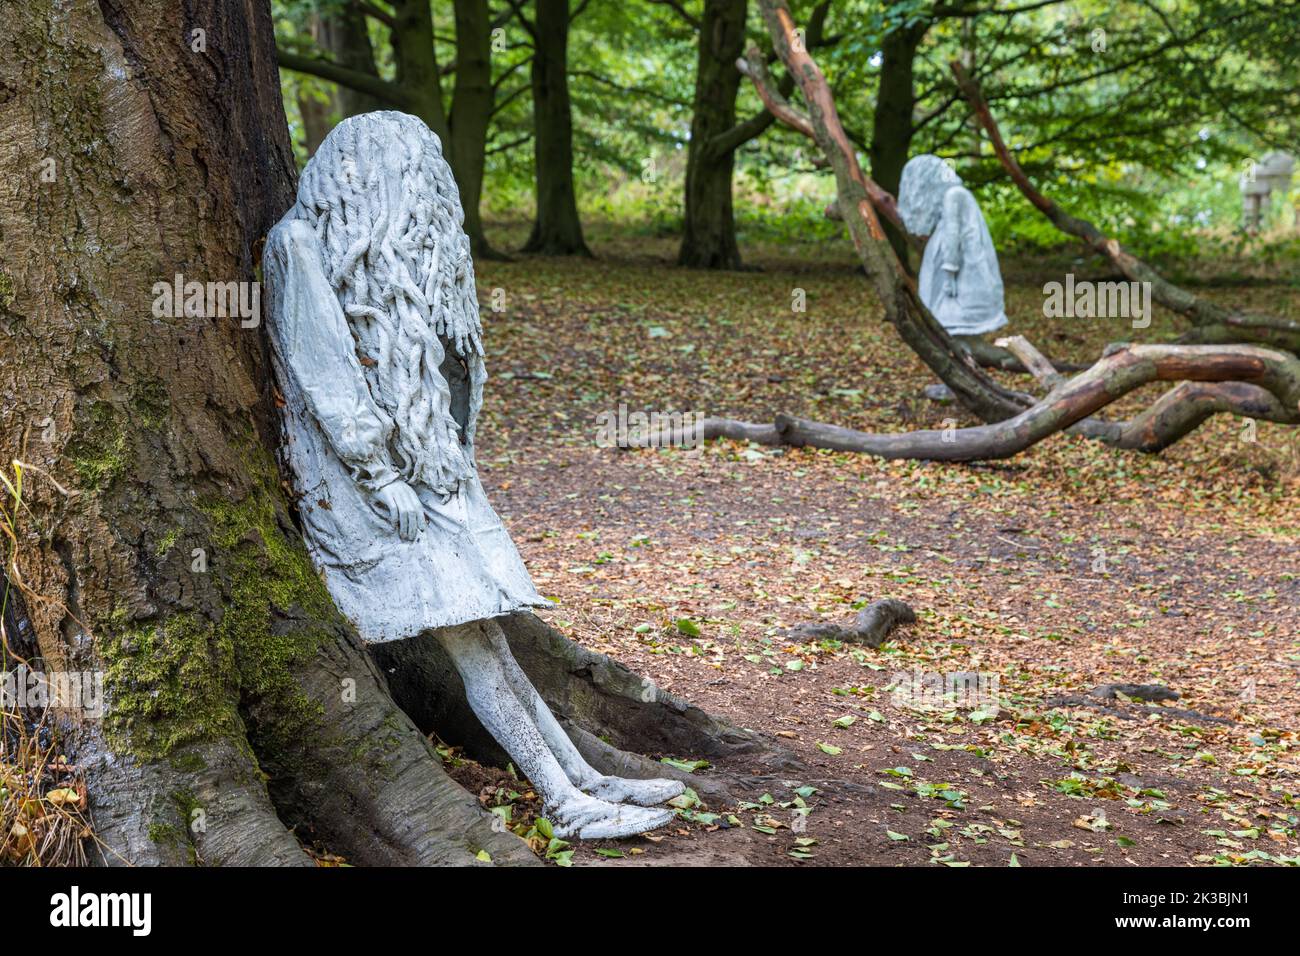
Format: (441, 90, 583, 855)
(898, 155, 1008, 337)
(264, 112, 544, 641)
(264, 112, 681, 839)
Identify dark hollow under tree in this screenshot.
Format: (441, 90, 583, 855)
(0, 0, 778, 866)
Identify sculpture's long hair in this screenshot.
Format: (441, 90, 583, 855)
(897, 155, 962, 237)
(289, 111, 485, 496)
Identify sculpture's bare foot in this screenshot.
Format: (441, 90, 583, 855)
(583, 775, 686, 807)
(549, 793, 675, 841)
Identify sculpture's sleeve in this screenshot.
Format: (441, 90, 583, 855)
(267, 221, 400, 493)
(939, 186, 970, 284)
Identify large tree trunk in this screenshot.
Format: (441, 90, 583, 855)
(2, 0, 771, 867)
(523, 0, 590, 256)
(678, 0, 748, 270)
(867, 20, 927, 265)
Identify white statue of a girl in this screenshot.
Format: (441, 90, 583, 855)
(897, 154, 1008, 339)
(263, 111, 683, 840)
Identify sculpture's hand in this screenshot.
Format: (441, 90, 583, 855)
(376, 480, 424, 541)
(941, 266, 959, 299)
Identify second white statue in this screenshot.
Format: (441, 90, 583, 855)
(264, 111, 683, 840)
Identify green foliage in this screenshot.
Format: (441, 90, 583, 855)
(271, 0, 1299, 259)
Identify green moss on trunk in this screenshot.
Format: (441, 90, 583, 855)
(101, 449, 340, 761)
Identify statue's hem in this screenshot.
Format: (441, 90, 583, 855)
(946, 313, 1009, 337)
(347, 593, 552, 644)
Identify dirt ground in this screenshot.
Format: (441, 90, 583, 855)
(449, 225, 1300, 867)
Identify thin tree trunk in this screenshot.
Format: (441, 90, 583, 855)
(329, 1, 384, 118)
(297, 88, 335, 156)
(294, 13, 338, 155)
(868, 20, 927, 265)
(524, 0, 590, 255)
(678, 0, 748, 269)
(391, 0, 451, 142)
(450, 0, 497, 258)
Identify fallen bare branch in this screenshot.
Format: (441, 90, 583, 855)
(636, 343, 1300, 461)
(784, 599, 917, 647)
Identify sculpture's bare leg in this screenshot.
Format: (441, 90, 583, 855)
(436, 622, 675, 840)
(480, 619, 686, 807)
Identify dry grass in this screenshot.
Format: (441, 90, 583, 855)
(0, 706, 92, 866)
(1, 461, 95, 866)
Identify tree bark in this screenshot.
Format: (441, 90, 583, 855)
(678, 0, 749, 269)
(450, 0, 497, 258)
(523, 0, 590, 256)
(868, 19, 928, 265)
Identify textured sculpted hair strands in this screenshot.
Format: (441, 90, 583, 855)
(289, 112, 486, 497)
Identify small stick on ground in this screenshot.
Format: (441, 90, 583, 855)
(784, 598, 916, 648)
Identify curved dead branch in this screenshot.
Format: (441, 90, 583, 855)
(635, 344, 1300, 461)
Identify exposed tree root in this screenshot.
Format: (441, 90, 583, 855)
(784, 598, 916, 647)
(83, 730, 314, 867)
(250, 625, 539, 866)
